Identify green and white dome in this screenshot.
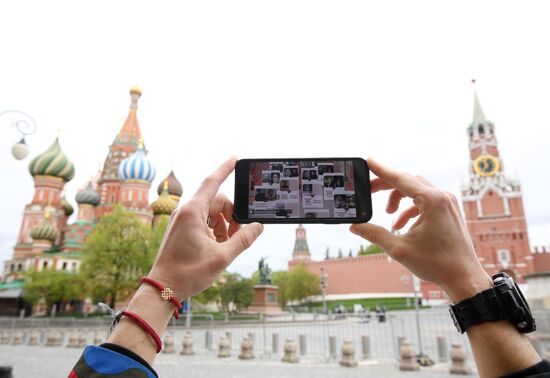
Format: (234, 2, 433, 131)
(28, 138, 75, 182)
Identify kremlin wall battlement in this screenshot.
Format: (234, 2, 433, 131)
(532, 246, 550, 274)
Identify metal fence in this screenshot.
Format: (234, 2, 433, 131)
(1, 308, 549, 363)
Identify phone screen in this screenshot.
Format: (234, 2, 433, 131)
(246, 159, 361, 220)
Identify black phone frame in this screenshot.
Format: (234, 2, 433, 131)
(233, 157, 372, 224)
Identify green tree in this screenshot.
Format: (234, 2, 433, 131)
(271, 270, 289, 306)
(24, 269, 86, 313)
(193, 284, 220, 305)
(149, 215, 170, 264)
(358, 243, 384, 256)
(287, 264, 321, 303)
(219, 274, 254, 313)
(81, 206, 153, 308)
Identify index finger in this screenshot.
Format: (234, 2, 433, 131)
(367, 158, 427, 198)
(193, 156, 237, 202)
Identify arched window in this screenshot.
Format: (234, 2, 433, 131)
(17, 263, 23, 271)
(43, 261, 48, 270)
(478, 124, 485, 136)
(10, 263, 15, 272)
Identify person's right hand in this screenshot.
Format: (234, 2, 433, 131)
(350, 158, 492, 303)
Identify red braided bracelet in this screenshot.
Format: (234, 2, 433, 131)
(140, 277, 183, 319)
(120, 310, 162, 353)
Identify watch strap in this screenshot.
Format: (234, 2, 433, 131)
(451, 287, 505, 332)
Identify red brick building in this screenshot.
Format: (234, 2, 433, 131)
(289, 90, 550, 305)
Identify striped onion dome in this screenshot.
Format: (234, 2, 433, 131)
(60, 196, 74, 216)
(152, 181, 178, 215)
(157, 170, 183, 197)
(75, 181, 101, 206)
(30, 214, 57, 242)
(117, 140, 156, 183)
(28, 138, 75, 182)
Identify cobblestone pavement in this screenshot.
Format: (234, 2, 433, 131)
(0, 344, 479, 378)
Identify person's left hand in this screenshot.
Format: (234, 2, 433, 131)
(147, 157, 264, 300)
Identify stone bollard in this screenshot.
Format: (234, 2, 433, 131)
(449, 343, 471, 375)
(399, 341, 420, 371)
(45, 330, 56, 347)
(205, 330, 213, 350)
(339, 340, 358, 367)
(181, 332, 194, 355)
(67, 331, 79, 348)
(329, 336, 337, 359)
(93, 331, 103, 346)
(162, 332, 176, 353)
(361, 335, 370, 359)
(272, 333, 279, 354)
(282, 339, 299, 363)
(437, 336, 448, 363)
(299, 334, 307, 356)
(238, 337, 255, 360)
(0, 331, 10, 344)
(28, 330, 40, 346)
(77, 331, 88, 348)
(12, 331, 23, 345)
(218, 336, 231, 358)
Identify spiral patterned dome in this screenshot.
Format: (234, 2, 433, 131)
(76, 181, 101, 206)
(117, 141, 155, 183)
(30, 216, 57, 242)
(157, 170, 183, 197)
(28, 138, 75, 182)
(152, 182, 178, 215)
(60, 196, 74, 216)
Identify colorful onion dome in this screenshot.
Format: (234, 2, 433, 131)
(117, 139, 156, 183)
(30, 212, 57, 242)
(75, 181, 101, 206)
(60, 196, 74, 216)
(152, 181, 178, 215)
(157, 170, 183, 197)
(28, 138, 75, 182)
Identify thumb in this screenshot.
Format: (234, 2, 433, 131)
(224, 222, 264, 259)
(350, 223, 397, 252)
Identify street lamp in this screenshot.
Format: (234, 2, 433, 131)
(0, 110, 37, 160)
(320, 267, 328, 314)
(400, 274, 411, 308)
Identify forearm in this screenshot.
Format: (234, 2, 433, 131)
(107, 284, 174, 365)
(446, 274, 541, 378)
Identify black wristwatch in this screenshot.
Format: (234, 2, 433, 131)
(449, 272, 536, 334)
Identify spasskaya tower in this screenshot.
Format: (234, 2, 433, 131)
(461, 85, 534, 282)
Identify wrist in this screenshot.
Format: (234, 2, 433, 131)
(443, 271, 493, 303)
(147, 269, 192, 301)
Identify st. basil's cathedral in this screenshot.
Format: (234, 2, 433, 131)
(1, 86, 182, 292)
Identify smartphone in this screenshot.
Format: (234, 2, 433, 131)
(233, 158, 372, 224)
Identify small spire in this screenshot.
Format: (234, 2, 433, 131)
(138, 138, 144, 149)
(129, 85, 142, 110)
(472, 79, 487, 125)
(163, 180, 169, 191)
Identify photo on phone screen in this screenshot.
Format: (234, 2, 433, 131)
(233, 158, 372, 224)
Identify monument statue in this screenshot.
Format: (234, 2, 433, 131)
(258, 257, 272, 285)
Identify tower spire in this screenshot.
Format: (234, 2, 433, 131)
(472, 79, 487, 126)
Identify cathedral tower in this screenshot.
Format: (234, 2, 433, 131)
(461, 88, 534, 282)
(96, 86, 144, 217)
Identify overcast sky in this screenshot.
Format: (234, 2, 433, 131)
(1, 1, 549, 277)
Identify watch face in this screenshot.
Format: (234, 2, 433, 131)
(473, 155, 500, 177)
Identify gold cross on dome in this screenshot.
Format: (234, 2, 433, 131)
(161, 288, 173, 301)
